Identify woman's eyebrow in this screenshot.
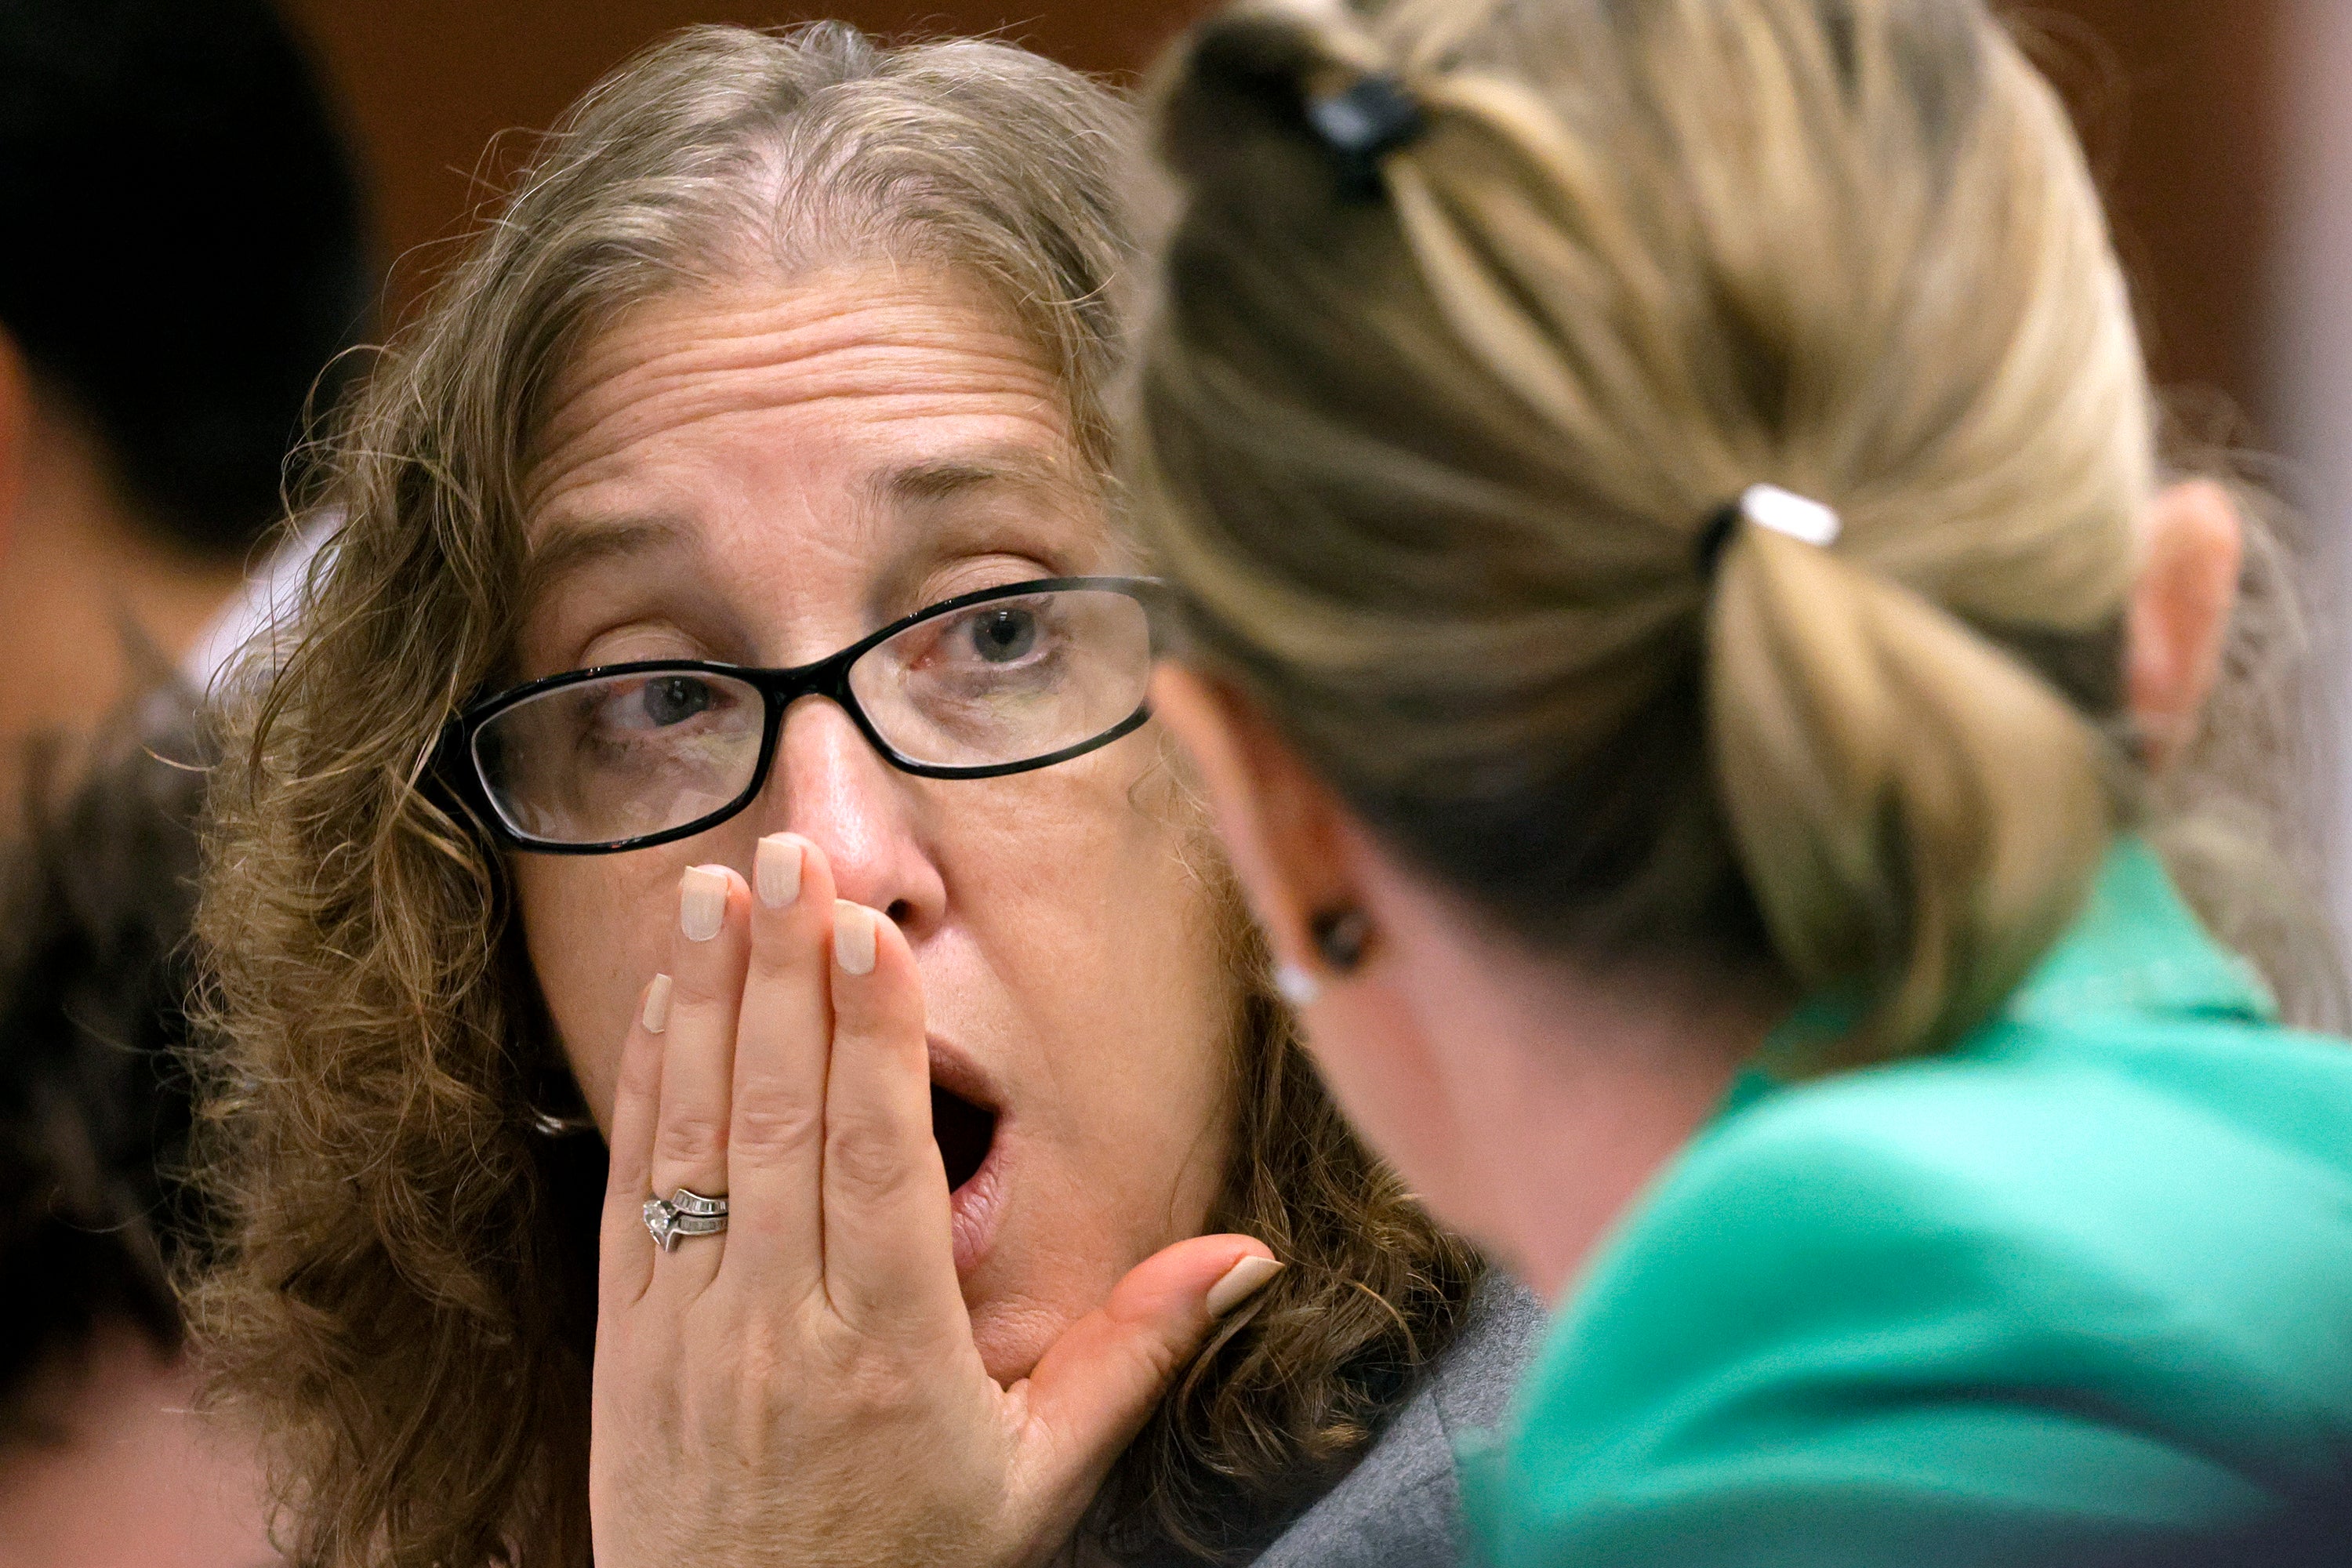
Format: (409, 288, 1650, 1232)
(859, 451, 1098, 615)
(521, 514, 691, 604)
(875, 448, 1070, 507)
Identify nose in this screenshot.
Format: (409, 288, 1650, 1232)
(750, 695, 947, 934)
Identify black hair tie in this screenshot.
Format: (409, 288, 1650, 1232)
(1694, 499, 1748, 581)
(1306, 73, 1426, 199)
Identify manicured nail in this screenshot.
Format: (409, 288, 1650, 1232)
(680, 866, 728, 942)
(755, 835, 804, 909)
(833, 900, 877, 976)
(1206, 1254, 1283, 1317)
(641, 973, 673, 1034)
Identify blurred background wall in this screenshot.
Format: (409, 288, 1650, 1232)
(285, 2, 2292, 412)
(2276, 0, 2352, 953)
(282, 0, 2352, 938)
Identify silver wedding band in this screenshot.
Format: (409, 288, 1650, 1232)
(643, 1186, 729, 1251)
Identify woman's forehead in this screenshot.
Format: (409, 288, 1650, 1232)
(518, 447, 1110, 637)
(514, 265, 1115, 646)
(524, 265, 1084, 529)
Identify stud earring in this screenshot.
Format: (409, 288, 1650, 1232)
(1272, 907, 1375, 1011)
(1309, 906, 1374, 973)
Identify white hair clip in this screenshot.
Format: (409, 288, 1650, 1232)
(1741, 485, 1842, 546)
(1697, 484, 1842, 577)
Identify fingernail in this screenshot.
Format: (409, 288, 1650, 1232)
(833, 900, 877, 976)
(1206, 1254, 1283, 1317)
(680, 866, 728, 942)
(755, 834, 804, 909)
(641, 973, 673, 1034)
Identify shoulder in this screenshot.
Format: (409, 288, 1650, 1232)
(1254, 1274, 1547, 1568)
(1474, 1031, 2352, 1567)
(1646, 1020, 2352, 1342)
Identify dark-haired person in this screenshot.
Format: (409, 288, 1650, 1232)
(0, 0, 372, 800)
(1135, 1, 2352, 1565)
(0, 695, 273, 1566)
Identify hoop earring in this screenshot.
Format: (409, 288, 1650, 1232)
(527, 1105, 599, 1138)
(524, 1067, 598, 1138)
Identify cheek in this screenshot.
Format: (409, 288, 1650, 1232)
(943, 761, 1240, 1340)
(982, 820, 1236, 1196)
(513, 851, 685, 1127)
(992, 775, 1231, 1157)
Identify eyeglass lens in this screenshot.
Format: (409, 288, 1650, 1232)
(471, 586, 1152, 847)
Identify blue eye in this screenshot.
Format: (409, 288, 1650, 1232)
(967, 607, 1039, 664)
(641, 675, 716, 726)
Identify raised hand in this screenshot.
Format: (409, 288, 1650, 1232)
(588, 833, 1279, 1568)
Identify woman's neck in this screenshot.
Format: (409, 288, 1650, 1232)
(1371, 884, 1778, 1304)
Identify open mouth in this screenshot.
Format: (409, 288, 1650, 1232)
(930, 1083, 998, 1194)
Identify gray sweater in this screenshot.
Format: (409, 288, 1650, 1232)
(1123, 1273, 1548, 1566)
(1247, 1275, 1548, 1568)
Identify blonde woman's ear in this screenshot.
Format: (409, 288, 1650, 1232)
(1149, 662, 1358, 983)
(2128, 479, 2244, 772)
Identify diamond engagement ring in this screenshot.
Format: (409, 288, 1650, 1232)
(643, 1186, 729, 1251)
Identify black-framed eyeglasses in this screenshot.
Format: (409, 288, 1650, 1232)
(445, 575, 1160, 855)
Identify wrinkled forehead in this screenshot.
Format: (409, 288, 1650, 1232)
(526, 264, 1087, 507)
(514, 263, 1121, 636)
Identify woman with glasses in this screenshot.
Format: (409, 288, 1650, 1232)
(190, 24, 1539, 1568)
(1134, 1, 2352, 1564)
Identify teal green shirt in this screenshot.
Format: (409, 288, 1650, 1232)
(1459, 840, 2352, 1566)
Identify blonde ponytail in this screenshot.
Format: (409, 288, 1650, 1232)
(1135, 0, 2212, 1065)
(1708, 525, 2114, 1062)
